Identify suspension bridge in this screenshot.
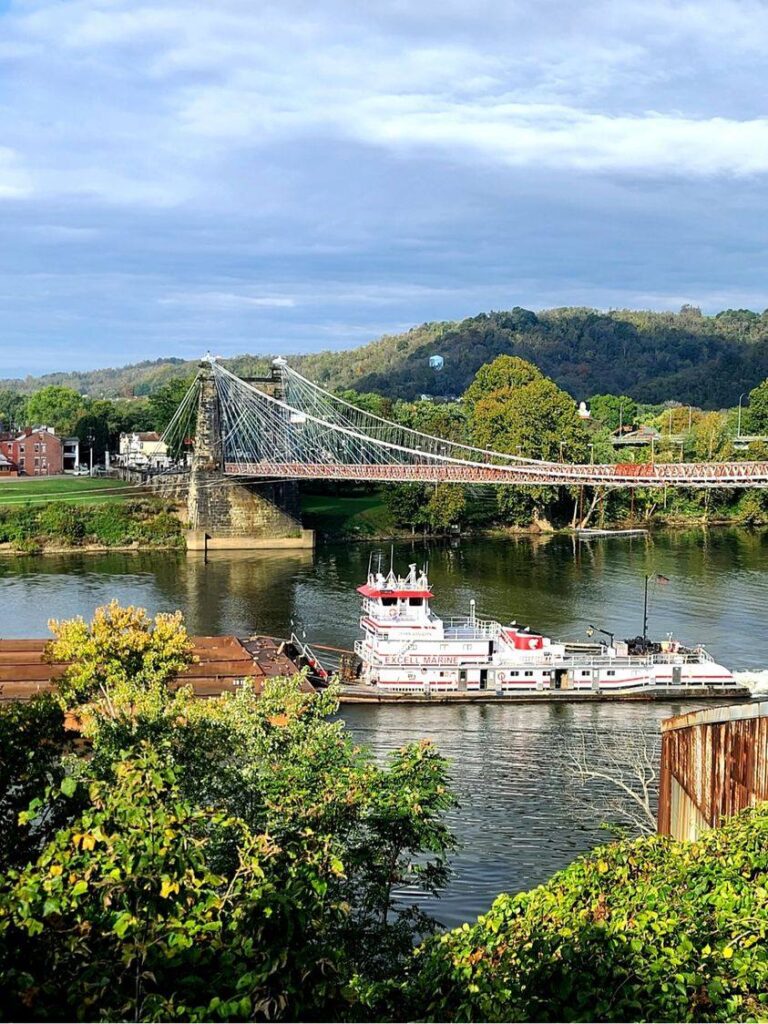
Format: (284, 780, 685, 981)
(139, 356, 768, 546)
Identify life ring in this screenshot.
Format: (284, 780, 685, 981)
(497, 671, 506, 682)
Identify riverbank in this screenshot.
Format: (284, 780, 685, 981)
(0, 498, 184, 554)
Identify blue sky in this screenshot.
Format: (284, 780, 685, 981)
(1, 0, 768, 377)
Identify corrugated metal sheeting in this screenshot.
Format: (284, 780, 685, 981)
(659, 701, 768, 840)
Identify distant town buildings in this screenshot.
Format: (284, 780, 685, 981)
(0, 427, 80, 477)
(117, 431, 170, 468)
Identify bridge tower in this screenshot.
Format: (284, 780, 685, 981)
(186, 361, 314, 550)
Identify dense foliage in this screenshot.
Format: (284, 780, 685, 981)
(376, 805, 768, 1023)
(0, 604, 456, 1022)
(0, 500, 183, 552)
(7, 306, 768, 409)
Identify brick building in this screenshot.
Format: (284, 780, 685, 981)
(0, 428, 64, 476)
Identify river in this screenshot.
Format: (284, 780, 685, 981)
(1, 528, 767, 926)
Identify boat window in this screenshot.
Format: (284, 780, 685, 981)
(510, 671, 519, 676)
(582, 670, 590, 677)
(408, 597, 423, 606)
(381, 597, 397, 606)
(607, 670, 616, 677)
(524, 670, 533, 677)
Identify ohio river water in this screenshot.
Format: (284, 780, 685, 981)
(2, 528, 767, 926)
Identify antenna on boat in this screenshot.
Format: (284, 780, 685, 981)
(377, 551, 382, 574)
(390, 545, 394, 574)
(367, 551, 373, 577)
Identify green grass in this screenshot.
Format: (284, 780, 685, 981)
(301, 491, 394, 538)
(0, 476, 138, 506)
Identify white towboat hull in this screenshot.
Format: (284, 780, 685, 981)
(353, 563, 745, 698)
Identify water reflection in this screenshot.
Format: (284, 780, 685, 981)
(1, 530, 767, 923)
(1, 530, 767, 667)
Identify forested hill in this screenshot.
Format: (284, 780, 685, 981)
(4, 306, 768, 407)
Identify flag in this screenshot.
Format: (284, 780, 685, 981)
(655, 574, 670, 585)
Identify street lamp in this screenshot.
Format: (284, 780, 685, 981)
(588, 443, 594, 465)
(87, 432, 95, 477)
(737, 392, 747, 438)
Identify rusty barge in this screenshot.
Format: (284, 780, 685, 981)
(0, 634, 314, 702)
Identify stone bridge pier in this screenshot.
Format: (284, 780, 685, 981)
(187, 363, 314, 550)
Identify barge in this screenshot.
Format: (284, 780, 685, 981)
(337, 564, 750, 702)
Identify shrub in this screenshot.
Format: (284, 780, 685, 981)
(387, 806, 768, 1022)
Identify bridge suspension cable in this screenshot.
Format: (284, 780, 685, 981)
(209, 360, 768, 489)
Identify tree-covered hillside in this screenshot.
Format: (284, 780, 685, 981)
(4, 306, 768, 407)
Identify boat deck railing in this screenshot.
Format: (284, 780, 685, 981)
(355, 640, 715, 668)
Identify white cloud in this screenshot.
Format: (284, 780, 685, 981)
(0, 147, 31, 198)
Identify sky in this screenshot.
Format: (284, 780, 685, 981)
(1, 0, 768, 377)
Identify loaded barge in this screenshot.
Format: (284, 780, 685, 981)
(327, 564, 751, 704)
(0, 634, 313, 701)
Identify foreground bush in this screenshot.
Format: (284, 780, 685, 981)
(386, 806, 768, 1023)
(0, 603, 455, 1021)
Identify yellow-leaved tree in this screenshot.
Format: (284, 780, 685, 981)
(46, 600, 195, 726)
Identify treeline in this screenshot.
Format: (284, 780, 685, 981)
(0, 378, 193, 461)
(347, 357, 768, 533)
(0, 602, 766, 1021)
(340, 306, 768, 407)
(7, 306, 768, 409)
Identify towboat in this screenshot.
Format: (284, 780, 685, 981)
(352, 564, 739, 695)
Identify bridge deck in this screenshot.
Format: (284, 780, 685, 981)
(224, 461, 768, 488)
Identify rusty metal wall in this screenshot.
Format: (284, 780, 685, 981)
(659, 701, 768, 840)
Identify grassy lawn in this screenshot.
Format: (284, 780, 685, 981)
(0, 476, 139, 506)
(301, 490, 394, 538)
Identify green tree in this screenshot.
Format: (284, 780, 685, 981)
(426, 484, 466, 531)
(0, 747, 356, 1022)
(746, 378, 768, 434)
(0, 696, 68, 872)
(46, 600, 195, 722)
(588, 394, 638, 432)
(383, 483, 430, 531)
(471, 376, 589, 462)
(148, 376, 196, 432)
(24, 386, 85, 434)
(463, 355, 542, 408)
(0, 388, 25, 431)
(690, 412, 733, 461)
(0, 603, 457, 1021)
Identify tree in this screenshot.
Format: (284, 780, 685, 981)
(747, 377, 768, 434)
(0, 388, 25, 431)
(45, 600, 195, 722)
(24, 385, 85, 434)
(0, 746, 357, 1022)
(471, 375, 589, 462)
(383, 483, 429, 531)
(463, 355, 542, 408)
(690, 411, 733, 461)
(0, 696, 69, 872)
(588, 394, 638, 432)
(564, 727, 660, 836)
(426, 484, 466, 531)
(148, 376, 196, 432)
(0, 603, 457, 1021)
